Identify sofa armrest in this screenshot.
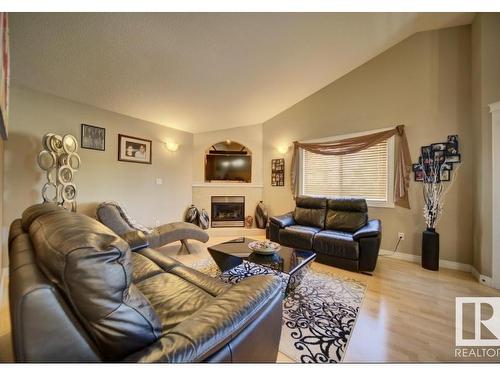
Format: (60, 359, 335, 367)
(270, 212, 295, 229)
(353, 219, 381, 241)
(121, 230, 149, 251)
(123, 275, 282, 363)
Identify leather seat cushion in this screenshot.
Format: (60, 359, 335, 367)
(313, 230, 359, 260)
(132, 252, 163, 283)
(279, 225, 321, 250)
(23, 203, 162, 360)
(137, 273, 215, 334)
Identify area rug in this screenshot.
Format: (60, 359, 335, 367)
(191, 258, 366, 363)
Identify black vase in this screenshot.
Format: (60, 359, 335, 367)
(422, 228, 439, 271)
(184, 205, 199, 226)
(198, 209, 210, 230)
(255, 201, 268, 229)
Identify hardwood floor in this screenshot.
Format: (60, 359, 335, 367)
(1, 236, 499, 363)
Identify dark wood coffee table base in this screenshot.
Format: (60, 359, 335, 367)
(208, 237, 316, 295)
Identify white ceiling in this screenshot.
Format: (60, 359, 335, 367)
(10, 12, 474, 133)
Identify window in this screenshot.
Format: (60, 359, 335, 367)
(300, 132, 395, 207)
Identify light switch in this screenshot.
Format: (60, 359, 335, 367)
(156, 178, 163, 185)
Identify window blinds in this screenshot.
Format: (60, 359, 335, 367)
(302, 140, 389, 201)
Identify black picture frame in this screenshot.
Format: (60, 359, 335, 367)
(81, 124, 106, 151)
(440, 169, 450, 182)
(118, 134, 152, 164)
(271, 158, 285, 186)
(431, 143, 447, 152)
(445, 153, 461, 163)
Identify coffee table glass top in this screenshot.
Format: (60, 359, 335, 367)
(207, 237, 316, 275)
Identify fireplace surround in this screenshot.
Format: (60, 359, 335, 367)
(211, 196, 245, 227)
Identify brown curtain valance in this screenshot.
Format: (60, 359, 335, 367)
(290, 125, 412, 209)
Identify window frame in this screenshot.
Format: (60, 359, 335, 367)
(299, 128, 395, 209)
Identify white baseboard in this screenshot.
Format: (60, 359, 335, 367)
(471, 266, 494, 287)
(379, 249, 472, 272)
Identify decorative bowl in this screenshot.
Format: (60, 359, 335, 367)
(248, 240, 281, 255)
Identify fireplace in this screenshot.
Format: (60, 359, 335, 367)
(211, 196, 245, 227)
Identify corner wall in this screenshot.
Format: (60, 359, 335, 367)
(3, 85, 194, 260)
(471, 13, 500, 277)
(192, 124, 264, 225)
(262, 25, 474, 265)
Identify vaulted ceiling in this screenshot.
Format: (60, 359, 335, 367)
(10, 12, 474, 133)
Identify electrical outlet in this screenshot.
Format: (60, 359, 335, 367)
(398, 232, 405, 240)
(156, 178, 163, 185)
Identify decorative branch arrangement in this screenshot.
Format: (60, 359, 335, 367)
(412, 135, 461, 229)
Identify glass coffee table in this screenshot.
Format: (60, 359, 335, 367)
(207, 237, 316, 294)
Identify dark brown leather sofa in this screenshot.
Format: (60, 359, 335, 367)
(269, 196, 381, 273)
(8, 203, 283, 363)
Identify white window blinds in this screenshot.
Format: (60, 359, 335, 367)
(302, 140, 389, 201)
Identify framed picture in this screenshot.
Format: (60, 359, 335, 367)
(118, 134, 152, 164)
(271, 158, 285, 186)
(81, 124, 105, 151)
(445, 154, 461, 163)
(412, 163, 421, 172)
(433, 150, 445, 164)
(0, 13, 10, 140)
(431, 143, 447, 152)
(421, 146, 432, 159)
(446, 135, 459, 156)
(440, 169, 450, 182)
(414, 169, 424, 182)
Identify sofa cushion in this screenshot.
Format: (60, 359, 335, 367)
(136, 272, 215, 334)
(293, 196, 327, 228)
(279, 225, 322, 250)
(23, 203, 162, 360)
(313, 230, 359, 260)
(325, 198, 368, 232)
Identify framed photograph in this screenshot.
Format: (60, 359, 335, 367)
(0, 13, 10, 140)
(118, 134, 152, 164)
(81, 124, 105, 151)
(445, 154, 461, 163)
(447, 134, 458, 144)
(433, 150, 445, 164)
(440, 169, 450, 182)
(421, 146, 432, 159)
(414, 169, 424, 182)
(431, 143, 447, 152)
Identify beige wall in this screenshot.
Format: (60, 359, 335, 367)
(263, 26, 474, 265)
(3, 85, 193, 262)
(471, 13, 500, 277)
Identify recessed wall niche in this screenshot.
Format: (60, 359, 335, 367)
(205, 140, 252, 183)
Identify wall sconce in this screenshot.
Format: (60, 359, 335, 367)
(277, 145, 289, 155)
(164, 141, 179, 152)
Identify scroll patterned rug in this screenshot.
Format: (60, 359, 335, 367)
(191, 259, 366, 363)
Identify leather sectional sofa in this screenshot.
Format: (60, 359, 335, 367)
(8, 203, 283, 362)
(269, 196, 381, 273)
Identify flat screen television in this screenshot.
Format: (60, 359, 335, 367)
(205, 154, 251, 182)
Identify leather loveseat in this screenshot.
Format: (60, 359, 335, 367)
(8, 203, 283, 362)
(269, 196, 381, 273)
